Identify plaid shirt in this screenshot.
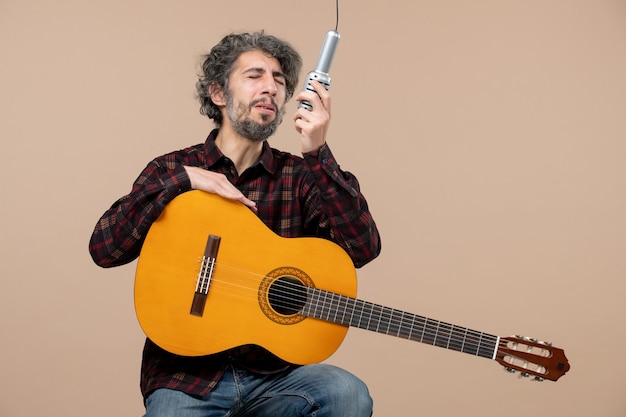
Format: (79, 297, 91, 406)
(89, 129, 381, 400)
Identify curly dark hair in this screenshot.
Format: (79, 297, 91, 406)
(196, 32, 302, 126)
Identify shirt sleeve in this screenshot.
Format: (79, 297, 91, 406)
(302, 144, 382, 268)
(88, 159, 191, 268)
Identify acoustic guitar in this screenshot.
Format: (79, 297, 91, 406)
(135, 190, 570, 382)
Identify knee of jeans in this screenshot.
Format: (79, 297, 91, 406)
(318, 366, 373, 413)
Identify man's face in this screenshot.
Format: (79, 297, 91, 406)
(223, 50, 288, 142)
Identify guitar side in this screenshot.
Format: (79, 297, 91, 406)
(134, 190, 357, 364)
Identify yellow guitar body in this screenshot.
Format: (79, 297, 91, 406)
(134, 190, 357, 364)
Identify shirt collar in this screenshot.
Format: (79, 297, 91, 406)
(203, 129, 277, 176)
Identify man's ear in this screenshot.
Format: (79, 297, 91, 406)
(209, 83, 226, 106)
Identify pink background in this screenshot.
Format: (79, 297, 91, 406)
(2, 0, 625, 415)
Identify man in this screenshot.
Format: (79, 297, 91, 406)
(89, 31, 381, 417)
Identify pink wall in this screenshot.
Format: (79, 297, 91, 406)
(1, 0, 625, 415)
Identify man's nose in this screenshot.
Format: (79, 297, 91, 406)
(261, 76, 278, 96)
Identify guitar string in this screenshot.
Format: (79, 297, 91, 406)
(207, 263, 540, 367)
(213, 267, 496, 348)
(185, 260, 500, 351)
(191, 261, 550, 374)
(199, 261, 498, 346)
(193, 266, 559, 370)
(192, 260, 543, 371)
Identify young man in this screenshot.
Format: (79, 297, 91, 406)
(89, 32, 381, 416)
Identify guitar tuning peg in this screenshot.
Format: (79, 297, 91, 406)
(545, 341, 553, 347)
(520, 372, 531, 378)
(534, 376, 545, 382)
(530, 338, 538, 343)
(504, 367, 516, 374)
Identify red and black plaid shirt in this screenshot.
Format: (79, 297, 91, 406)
(89, 129, 381, 400)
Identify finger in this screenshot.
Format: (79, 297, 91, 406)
(241, 197, 258, 213)
(222, 189, 257, 212)
(310, 81, 330, 110)
(225, 187, 257, 211)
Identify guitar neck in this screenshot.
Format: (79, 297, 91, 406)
(302, 287, 499, 360)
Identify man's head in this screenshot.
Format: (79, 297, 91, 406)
(197, 32, 302, 130)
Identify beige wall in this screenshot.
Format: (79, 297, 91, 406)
(2, 0, 625, 415)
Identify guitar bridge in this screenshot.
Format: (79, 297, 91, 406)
(190, 234, 221, 317)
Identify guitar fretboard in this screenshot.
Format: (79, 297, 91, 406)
(302, 287, 498, 359)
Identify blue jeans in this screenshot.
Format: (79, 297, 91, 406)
(144, 363, 373, 417)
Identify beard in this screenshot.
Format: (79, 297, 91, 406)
(225, 93, 285, 142)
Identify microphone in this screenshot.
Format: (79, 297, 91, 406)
(298, 30, 340, 111)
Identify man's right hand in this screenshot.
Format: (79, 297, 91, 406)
(183, 166, 257, 212)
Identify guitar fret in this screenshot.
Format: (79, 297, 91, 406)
(345, 297, 357, 327)
(478, 333, 498, 358)
(459, 327, 468, 353)
(422, 318, 438, 345)
(312, 288, 321, 318)
(354, 300, 363, 328)
(365, 301, 375, 331)
(415, 315, 427, 343)
(320, 291, 331, 321)
(395, 310, 406, 337)
(445, 324, 453, 349)
(402, 314, 416, 340)
(434, 322, 451, 349)
(390, 310, 397, 336)
(301, 288, 311, 317)
(371, 303, 382, 332)
(354, 299, 364, 328)
(383, 307, 393, 335)
(336, 294, 348, 325)
(356, 300, 367, 329)
(367, 303, 380, 332)
(378, 305, 385, 332)
(377, 304, 385, 332)
(326, 292, 336, 321)
(447, 325, 466, 352)
(318, 290, 329, 321)
(462, 330, 480, 355)
(304, 288, 312, 317)
(330, 292, 341, 323)
(308, 288, 323, 319)
(370, 304, 379, 332)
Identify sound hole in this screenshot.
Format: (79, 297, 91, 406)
(267, 277, 307, 316)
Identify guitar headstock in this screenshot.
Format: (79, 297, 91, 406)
(495, 335, 570, 381)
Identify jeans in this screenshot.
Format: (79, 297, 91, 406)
(144, 363, 373, 417)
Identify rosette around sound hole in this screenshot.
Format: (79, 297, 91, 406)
(259, 267, 314, 324)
